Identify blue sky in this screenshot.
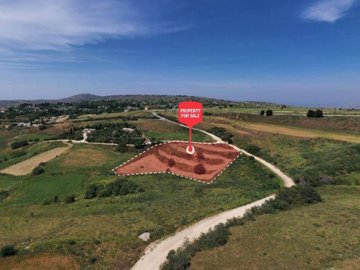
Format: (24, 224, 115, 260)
(0, 0, 359, 107)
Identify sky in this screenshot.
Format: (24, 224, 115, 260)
(0, 0, 359, 107)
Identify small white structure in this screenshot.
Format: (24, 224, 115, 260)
(122, 127, 135, 133)
(138, 232, 151, 242)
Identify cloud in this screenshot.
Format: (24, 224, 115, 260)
(302, 0, 357, 22)
(0, 0, 182, 52)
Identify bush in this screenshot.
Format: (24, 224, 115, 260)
(116, 143, 128, 153)
(168, 159, 176, 167)
(307, 109, 324, 118)
(52, 196, 59, 203)
(208, 127, 233, 143)
(1, 245, 17, 257)
(162, 249, 191, 270)
(98, 178, 144, 198)
(42, 199, 51, 206)
(84, 184, 104, 199)
(275, 184, 322, 208)
(32, 166, 45, 175)
(194, 164, 206, 175)
(245, 144, 261, 155)
(266, 110, 273, 116)
(0, 190, 9, 202)
(10, 140, 29, 150)
(65, 195, 76, 204)
(307, 109, 315, 117)
(260, 110, 265, 116)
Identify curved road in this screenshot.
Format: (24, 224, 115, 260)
(131, 113, 294, 270)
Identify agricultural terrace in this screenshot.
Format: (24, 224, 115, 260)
(115, 142, 240, 183)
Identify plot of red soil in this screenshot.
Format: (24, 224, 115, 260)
(114, 142, 240, 183)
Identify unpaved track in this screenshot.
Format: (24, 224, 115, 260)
(131, 114, 295, 270)
(132, 195, 275, 270)
(0, 145, 71, 176)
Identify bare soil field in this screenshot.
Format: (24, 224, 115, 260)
(0, 145, 71, 176)
(114, 142, 240, 183)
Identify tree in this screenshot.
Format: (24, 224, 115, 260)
(314, 109, 324, 118)
(307, 110, 315, 117)
(260, 110, 265, 116)
(266, 110, 273, 116)
(307, 109, 324, 118)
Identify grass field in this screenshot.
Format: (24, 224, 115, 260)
(133, 119, 213, 142)
(0, 143, 280, 270)
(190, 185, 360, 270)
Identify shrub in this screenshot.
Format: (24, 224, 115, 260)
(266, 110, 273, 116)
(10, 140, 29, 150)
(194, 164, 206, 175)
(314, 109, 324, 118)
(168, 159, 175, 167)
(52, 196, 59, 203)
(275, 184, 322, 207)
(307, 110, 315, 117)
(162, 249, 191, 270)
(260, 110, 265, 116)
(116, 143, 128, 153)
(0, 190, 9, 202)
(98, 178, 144, 198)
(208, 127, 233, 143)
(42, 199, 51, 206)
(32, 166, 45, 175)
(307, 109, 324, 118)
(65, 195, 76, 204)
(1, 245, 17, 257)
(197, 223, 230, 250)
(84, 184, 104, 199)
(245, 144, 261, 155)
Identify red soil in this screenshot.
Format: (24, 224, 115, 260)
(114, 142, 240, 183)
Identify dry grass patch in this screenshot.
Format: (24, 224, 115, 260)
(0, 254, 79, 270)
(61, 148, 111, 167)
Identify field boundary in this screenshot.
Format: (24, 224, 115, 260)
(112, 141, 241, 184)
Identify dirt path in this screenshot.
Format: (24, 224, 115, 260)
(132, 195, 275, 270)
(131, 114, 295, 270)
(0, 145, 71, 176)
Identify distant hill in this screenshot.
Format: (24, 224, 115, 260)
(60, 93, 101, 102)
(0, 93, 278, 107)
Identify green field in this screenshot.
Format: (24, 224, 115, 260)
(190, 185, 360, 270)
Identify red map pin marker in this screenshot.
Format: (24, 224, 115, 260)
(178, 101, 203, 154)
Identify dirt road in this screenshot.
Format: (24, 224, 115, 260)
(131, 114, 294, 270)
(132, 195, 275, 270)
(0, 145, 71, 176)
